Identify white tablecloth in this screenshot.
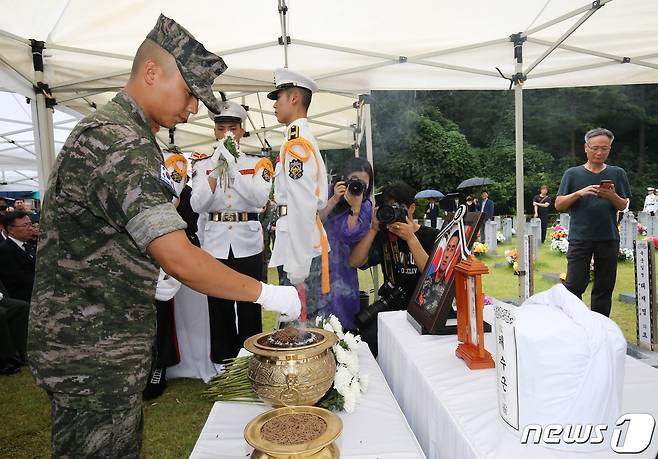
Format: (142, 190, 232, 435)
(378, 310, 658, 459)
(190, 342, 426, 458)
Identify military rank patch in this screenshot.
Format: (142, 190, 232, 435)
(171, 170, 183, 183)
(262, 168, 271, 182)
(288, 158, 303, 180)
(288, 125, 300, 140)
(159, 164, 178, 194)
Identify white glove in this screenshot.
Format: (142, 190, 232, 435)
(210, 141, 238, 179)
(155, 269, 182, 301)
(256, 282, 301, 322)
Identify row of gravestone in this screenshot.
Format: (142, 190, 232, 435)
(483, 216, 543, 258)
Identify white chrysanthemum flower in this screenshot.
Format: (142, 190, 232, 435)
(333, 344, 350, 365)
(344, 352, 359, 375)
(342, 332, 360, 351)
(342, 389, 356, 413)
(315, 315, 323, 327)
(328, 315, 343, 335)
(334, 365, 352, 395)
(323, 322, 334, 333)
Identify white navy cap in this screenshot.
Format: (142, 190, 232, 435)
(267, 68, 318, 100)
(648, 187, 655, 191)
(208, 100, 247, 124)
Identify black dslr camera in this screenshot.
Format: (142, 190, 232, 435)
(374, 192, 408, 225)
(356, 281, 408, 327)
(333, 176, 366, 196)
(376, 203, 408, 225)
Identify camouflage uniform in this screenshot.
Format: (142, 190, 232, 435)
(28, 14, 227, 458)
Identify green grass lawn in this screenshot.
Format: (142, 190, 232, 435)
(0, 241, 640, 457)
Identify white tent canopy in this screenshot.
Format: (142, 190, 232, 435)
(1, 0, 658, 298)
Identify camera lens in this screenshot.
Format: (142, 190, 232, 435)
(346, 178, 365, 196)
(377, 205, 397, 225)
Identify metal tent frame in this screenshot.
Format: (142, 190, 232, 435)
(1, 0, 657, 299)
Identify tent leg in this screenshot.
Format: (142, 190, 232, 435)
(512, 35, 528, 302)
(30, 39, 56, 198)
(362, 100, 380, 300)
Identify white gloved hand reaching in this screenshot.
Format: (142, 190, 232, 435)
(256, 282, 301, 322)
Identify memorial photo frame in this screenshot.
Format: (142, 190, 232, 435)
(407, 209, 485, 335)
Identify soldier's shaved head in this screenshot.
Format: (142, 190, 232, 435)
(130, 39, 178, 78)
(126, 38, 199, 131)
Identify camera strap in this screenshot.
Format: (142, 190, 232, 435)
(382, 235, 401, 284)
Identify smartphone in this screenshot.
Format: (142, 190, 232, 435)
(599, 180, 614, 189)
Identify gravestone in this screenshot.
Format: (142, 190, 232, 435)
(502, 218, 513, 244)
(639, 211, 649, 228)
(648, 214, 658, 237)
(436, 217, 444, 230)
(485, 220, 498, 255)
(620, 217, 637, 251)
(559, 213, 570, 232)
(512, 216, 518, 233)
(529, 218, 542, 259)
(494, 215, 501, 233)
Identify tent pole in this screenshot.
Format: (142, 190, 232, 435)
(511, 34, 528, 302)
(278, 0, 289, 68)
(362, 96, 380, 299)
(30, 40, 56, 197)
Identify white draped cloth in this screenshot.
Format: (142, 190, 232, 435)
(378, 309, 658, 459)
(190, 342, 426, 458)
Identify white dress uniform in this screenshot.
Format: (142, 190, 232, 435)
(189, 101, 273, 363)
(266, 68, 330, 320)
(643, 188, 656, 214)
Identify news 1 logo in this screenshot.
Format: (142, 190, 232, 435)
(520, 414, 656, 454)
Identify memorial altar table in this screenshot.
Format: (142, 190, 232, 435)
(190, 342, 426, 458)
(378, 309, 658, 459)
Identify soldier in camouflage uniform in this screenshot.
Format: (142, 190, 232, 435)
(28, 14, 300, 458)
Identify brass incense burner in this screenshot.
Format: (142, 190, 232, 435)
(243, 328, 337, 407)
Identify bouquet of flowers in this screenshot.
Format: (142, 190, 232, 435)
(212, 131, 241, 189)
(472, 242, 488, 256)
(551, 224, 568, 241)
(504, 249, 520, 274)
(550, 238, 569, 254)
(618, 247, 634, 262)
(648, 236, 658, 248)
(314, 315, 368, 413)
(560, 272, 567, 283)
(497, 231, 506, 243)
(638, 223, 648, 236)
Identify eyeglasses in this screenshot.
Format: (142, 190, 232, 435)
(586, 144, 611, 152)
(9, 223, 33, 228)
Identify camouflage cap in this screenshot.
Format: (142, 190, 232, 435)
(147, 14, 226, 114)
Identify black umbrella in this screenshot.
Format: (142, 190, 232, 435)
(456, 177, 494, 189)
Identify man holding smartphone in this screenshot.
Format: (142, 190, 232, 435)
(555, 128, 631, 317)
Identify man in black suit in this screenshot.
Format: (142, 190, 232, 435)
(478, 190, 495, 221)
(0, 211, 37, 303)
(0, 278, 29, 375)
(424, 198, 440, 228)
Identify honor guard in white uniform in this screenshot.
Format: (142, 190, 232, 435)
(267, 68, 330, 321)
(190, 101, 273, 364)
(643, 187, 656, 215)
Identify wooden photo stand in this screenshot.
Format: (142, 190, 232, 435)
(454, 255, 494, 369)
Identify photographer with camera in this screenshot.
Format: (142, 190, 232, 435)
(318, 158, 374, 330)
(349, 182, 439, 356)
